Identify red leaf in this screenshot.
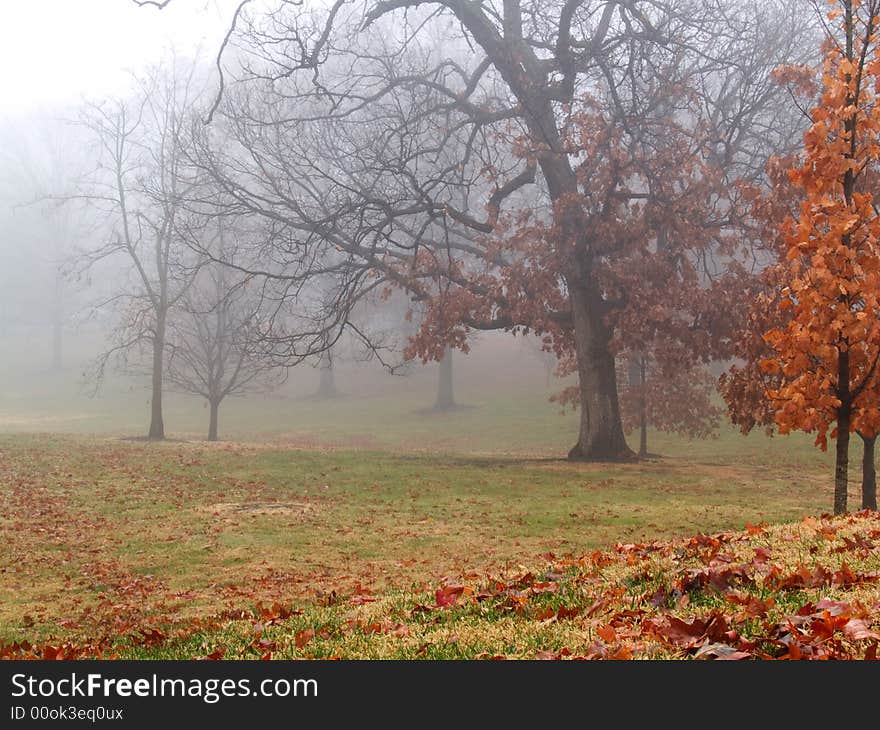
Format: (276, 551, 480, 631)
(435, 585, 466, 608)
(42, 645, 64, 661)
(694, 643, 752, 660)
(295, 628, 315, 648)
(535, 649, 560, 660)
(556, 605, 581, 621)
(533, 606, 557, 622)
(752, 547, 772, 564)
(843, 619, 880, 641)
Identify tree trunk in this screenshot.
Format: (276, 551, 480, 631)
(834, 348, 850, 515)
(638, 356, 647, 458)
(208, 399, 220, 442)
(51, 319, 62, 371)
(861, 432, 878, 511)
(434, 347, 455, 410)
(530, 115, 631, 462)
(567, 286, 633, 461)
(316, 352, 337, 398)
(835, 411, 850, 515)
(505, 86, 632, 461)
(51, 267, 62, 371)
(148, 312, 166, 440)
(835, 5, 854, 516)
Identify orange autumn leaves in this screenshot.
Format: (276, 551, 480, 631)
(762, 3, 880, 449)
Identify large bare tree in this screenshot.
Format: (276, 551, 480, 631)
(147, 0, 817, 458)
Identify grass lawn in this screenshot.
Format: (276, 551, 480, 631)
(0, 418, 861, 648)
(1, 430, 876, 659)
(0, 348, 876, 659)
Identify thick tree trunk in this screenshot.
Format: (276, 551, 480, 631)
(434, 347, 455, 411)
(51, 268, 62, 371)
(510, 88, 633, 461)
(567, 286, 633, 461)
(316, 352, 337, 398)
(148, 313, 166, 440)
(861, 433, 878, 511)
(208, 399, 220, 442)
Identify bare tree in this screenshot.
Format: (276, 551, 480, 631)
(166, 251, 281, 440)
(0, 112, 90, 370)
(74, 60, 206, 439)
(314, 350, 338, 398)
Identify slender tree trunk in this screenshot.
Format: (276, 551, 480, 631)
(835, 410, 850, 515)
(567, 286, 632, 461)
(148, 311, 166, 440)
(51, 267, 62, 371)
(638, 356, 648, 458)
(434, 347, 455, 411)
(51, 320, 62, 372)
(861, 432, 878, 511)
(208, 399, 220, 442)
(834, 1, 854, 515)
(316, 351, 337, 398)
(835, 350, 851, 514)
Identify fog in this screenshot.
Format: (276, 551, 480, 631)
(0, 0, 819, 455)
(0, 100, 553, 443)
(0, 116, 554, 442)
(0, 2, 567, 447)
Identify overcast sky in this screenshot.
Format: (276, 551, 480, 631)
(0, 0, 241, 113)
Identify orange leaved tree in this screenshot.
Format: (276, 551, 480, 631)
(762, 0, 880, 514)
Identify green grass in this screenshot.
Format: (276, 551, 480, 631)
(0, 418, 857, 648)
(13, 511, 880, 660)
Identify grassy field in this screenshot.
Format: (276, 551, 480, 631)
(0, 430, 876, 659)
(0, 334, 877, 659)
(0, 418, 867, 653)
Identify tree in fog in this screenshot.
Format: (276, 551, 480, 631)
(314, 350, 338, 399)
(617, 351, 721, 458)
(74, 60, 205, 439)
(139, 0, 817, 459)
(166, 252, 280, 441)
(0, 113, 89, 370)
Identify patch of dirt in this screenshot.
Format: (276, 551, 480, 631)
(199, 502, 316, 517)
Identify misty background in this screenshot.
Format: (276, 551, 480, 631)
(0, 0, 555, 443)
